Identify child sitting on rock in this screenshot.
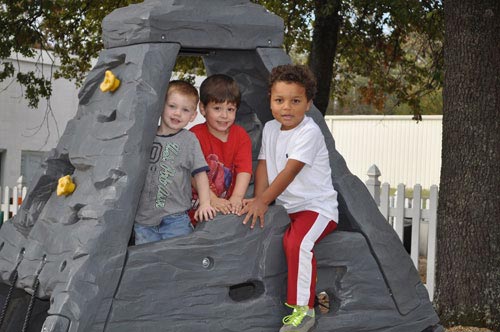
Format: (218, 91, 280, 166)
(134, 80, 215, 245)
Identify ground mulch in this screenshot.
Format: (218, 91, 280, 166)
(445, 327, 494, 332)
(317, 287, 495, 332)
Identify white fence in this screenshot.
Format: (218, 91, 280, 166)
(1, 167, 438, 300)
(1, 184, 27, 223)
(365, 164, 438, 301)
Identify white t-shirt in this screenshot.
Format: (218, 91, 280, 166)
(259, 116, 339, 222)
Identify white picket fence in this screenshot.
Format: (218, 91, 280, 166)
(365, 164, 438, 301)
(0, 177, 28, 223)
(1, 168, 438, 300)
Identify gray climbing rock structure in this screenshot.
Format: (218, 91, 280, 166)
(0, 1, 443, 331)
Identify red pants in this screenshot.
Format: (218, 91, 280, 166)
(283, 211, 337, 308)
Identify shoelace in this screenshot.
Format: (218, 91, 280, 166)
(282, 304, 308, 326)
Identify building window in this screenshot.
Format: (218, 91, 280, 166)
(21, 150, 46, 189)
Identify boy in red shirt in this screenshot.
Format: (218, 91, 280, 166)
(190, 74, 252, 217)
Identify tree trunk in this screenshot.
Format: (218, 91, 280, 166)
(435, 0, 500, 330)
(308, 0, 341, 115)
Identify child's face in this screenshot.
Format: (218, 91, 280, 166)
(159, 91, 198, 135)
(270, 81, 312, 131)
(199, 101, 237, 138)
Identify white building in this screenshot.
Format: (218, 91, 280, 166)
(0, 51, 79, 188)
(325, 115, 442, 188)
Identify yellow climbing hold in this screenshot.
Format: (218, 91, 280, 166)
(57, 175, 76, 196)
(100, 70, 121, 92)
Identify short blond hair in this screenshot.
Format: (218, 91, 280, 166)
(166, 80, 199, 104)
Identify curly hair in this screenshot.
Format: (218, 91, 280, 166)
(268, 64, 317, 101)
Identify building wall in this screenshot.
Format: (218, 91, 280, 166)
(0, 51, 79, 187)
(325, 115, 442, 188)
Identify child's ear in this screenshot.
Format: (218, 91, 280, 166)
(306, 100, 313, 112)
(199, 103, 207, 116)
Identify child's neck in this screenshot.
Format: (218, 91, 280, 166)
(207, 125, 229, 142)
(157, 126, 181, 136)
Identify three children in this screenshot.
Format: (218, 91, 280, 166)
(240, 64, 339, 332)
(135, 65, 337, 332)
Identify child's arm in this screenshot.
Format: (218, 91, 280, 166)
(228, 172, 252, 214)
(253, 159, 269, 197)
(240, 159, 268, 211)
(228, 127, 252, 214)
(193, 171, 216, 222)
(240, 159, 304, 229)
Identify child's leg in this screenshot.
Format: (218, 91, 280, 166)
(283, 211, 337, 308)
(134, 223, 162, 245)
(158, 212, 193, 240)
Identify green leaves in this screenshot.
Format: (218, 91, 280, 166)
(333, 0, 443, 115)
(16, 71, 52, 108)
(0, 0, 141, 108)
(0, 0, 443, 115)
(254, 0, 444, 115)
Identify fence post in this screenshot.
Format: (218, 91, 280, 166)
(16, 176, 24, 192)
(12, 186, 19, 216)
(366, 164, 381, 205)
(426, 185, 439, 301)
(410, 184, 422, 269)
(2, 187, 9, 222)
(380, 183, 390, 220)
(394, 184, 406, 241)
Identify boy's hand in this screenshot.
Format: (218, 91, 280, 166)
(211, 197, 232, 215)
(239, 197, 268, 229)
(229, 195, 244, 214)
(194, 202, 216, 222)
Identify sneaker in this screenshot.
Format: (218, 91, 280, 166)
(279, 303, 315, 332)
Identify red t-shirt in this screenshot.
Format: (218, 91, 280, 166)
(190, 123, 252, 199)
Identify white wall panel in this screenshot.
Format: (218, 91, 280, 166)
(325, 115, 442, 188)
(0, 52, 80, 187)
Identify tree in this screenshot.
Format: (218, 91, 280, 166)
(308, 0, 341, 114)
(434, 0, 500, 330)
(1, 0, 442, 117)
(0, 0, 141, 107)
(253, 0, 443, 116)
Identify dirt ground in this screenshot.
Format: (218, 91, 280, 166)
(445, 327, 494, 332)
(317, 285, 495, 332)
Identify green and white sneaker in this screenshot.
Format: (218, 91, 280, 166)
(279, 303, 315, 332)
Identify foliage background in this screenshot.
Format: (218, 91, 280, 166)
(0, 0, 443, 115)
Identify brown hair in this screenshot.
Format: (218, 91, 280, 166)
(269, 64, 317, 101)
(166, 80, 199, 104)
(199, 74, 241, 108)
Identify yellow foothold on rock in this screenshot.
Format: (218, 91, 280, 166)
(100, 70, 121, 92)
(57, 175, 76, 196)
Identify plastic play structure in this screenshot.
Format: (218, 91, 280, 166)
(0, 1, 443, 331)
